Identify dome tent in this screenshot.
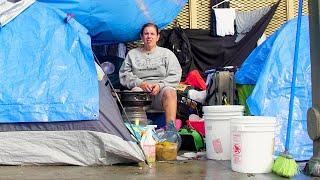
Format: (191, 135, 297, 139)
(0, 2, 144, 165)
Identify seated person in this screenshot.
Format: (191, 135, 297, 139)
(119, 22, 182, 127)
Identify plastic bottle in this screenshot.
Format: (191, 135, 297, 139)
(165, 121, 182, 150)
(140, 125, 157, 164)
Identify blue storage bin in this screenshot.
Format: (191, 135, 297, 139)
(146, 111, 166, 129)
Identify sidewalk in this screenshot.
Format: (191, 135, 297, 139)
(0, 160, 312, 179)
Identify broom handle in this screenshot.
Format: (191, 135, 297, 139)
(285, 0, 303, 151)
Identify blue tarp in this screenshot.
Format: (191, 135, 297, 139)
(237, 16, 312, 160)
(37, 0, 188, 44)
(0, 2, 99, 123)
(235, 33, 278, 85)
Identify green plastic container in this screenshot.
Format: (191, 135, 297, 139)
(179, 128, 204, 151)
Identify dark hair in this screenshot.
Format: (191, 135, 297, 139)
(140, 23, 159, 35)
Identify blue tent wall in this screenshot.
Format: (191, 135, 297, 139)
(0, 2, 99, 123)
(37, 0, 188, 44)
(238, 16, 312, 160)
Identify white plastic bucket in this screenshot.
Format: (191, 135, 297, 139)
(203, 112, 243, 117)
(203, 105, 244, 160)
(203, 105, 244, 113)
(230, 116, 276, 173)
(205, 116, 241, 160)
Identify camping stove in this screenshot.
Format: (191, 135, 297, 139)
(118, 91, 152, 126)
(123, 106, 149, 126)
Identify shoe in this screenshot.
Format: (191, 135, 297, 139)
(165, 120, 182, 150)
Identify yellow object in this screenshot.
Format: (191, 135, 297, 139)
(94, 62, 105, 81)
(176, 83, 190, 92)
(156, 141, 178, 161)
(134, 118, 139, 126)
(143, 144, 156, 163)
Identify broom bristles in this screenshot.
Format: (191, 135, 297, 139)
(272, 154, 299, 177)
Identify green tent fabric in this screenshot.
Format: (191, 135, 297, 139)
(236, 84, 255, 115)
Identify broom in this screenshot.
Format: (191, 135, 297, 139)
(272, 0, 303, 177)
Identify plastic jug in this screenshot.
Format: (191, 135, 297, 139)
(141, 125, 157, 163)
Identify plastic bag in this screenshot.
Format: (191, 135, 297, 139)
(154, 121, 182, 149)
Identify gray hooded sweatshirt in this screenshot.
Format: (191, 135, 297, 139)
(119, 46, 182, 90)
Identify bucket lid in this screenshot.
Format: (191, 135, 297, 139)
(202, 105, 244, 113)
(203, 115, 241, 121)
(203, 112, 243, 116)
(231, 116, 276, 124)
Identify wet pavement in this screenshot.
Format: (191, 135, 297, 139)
(0, 160, 313, 180)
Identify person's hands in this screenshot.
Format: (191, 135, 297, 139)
(139, 81, 153, 92)
(150, 83, 160, 96)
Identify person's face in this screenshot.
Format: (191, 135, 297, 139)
(141, 26, 159, 50)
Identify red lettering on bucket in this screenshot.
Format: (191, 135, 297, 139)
(213, 139, 223, 153)
(233, 134, 241, 143)
(233, 154, 241, 164)
(233, 144, 241, 155)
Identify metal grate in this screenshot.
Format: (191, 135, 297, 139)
(126, 40, 143, 51)
(302, 0, 309, 15)
(266, 0, 308, 36)
(166, 3, 190, 29)
(293, 0, 309, 17)
(128, 0, 305, 50)
(196, 0, 211, 29)
(264, 0, 287, 36)
(171, 0, 291, 36)
(128, 2, 190, 50)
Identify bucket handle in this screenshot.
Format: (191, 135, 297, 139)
(233, 125, 275, 132)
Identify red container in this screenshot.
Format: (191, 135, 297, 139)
(186, 120, 205, 136)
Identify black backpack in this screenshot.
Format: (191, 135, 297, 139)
(158, 27, 193, 80)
